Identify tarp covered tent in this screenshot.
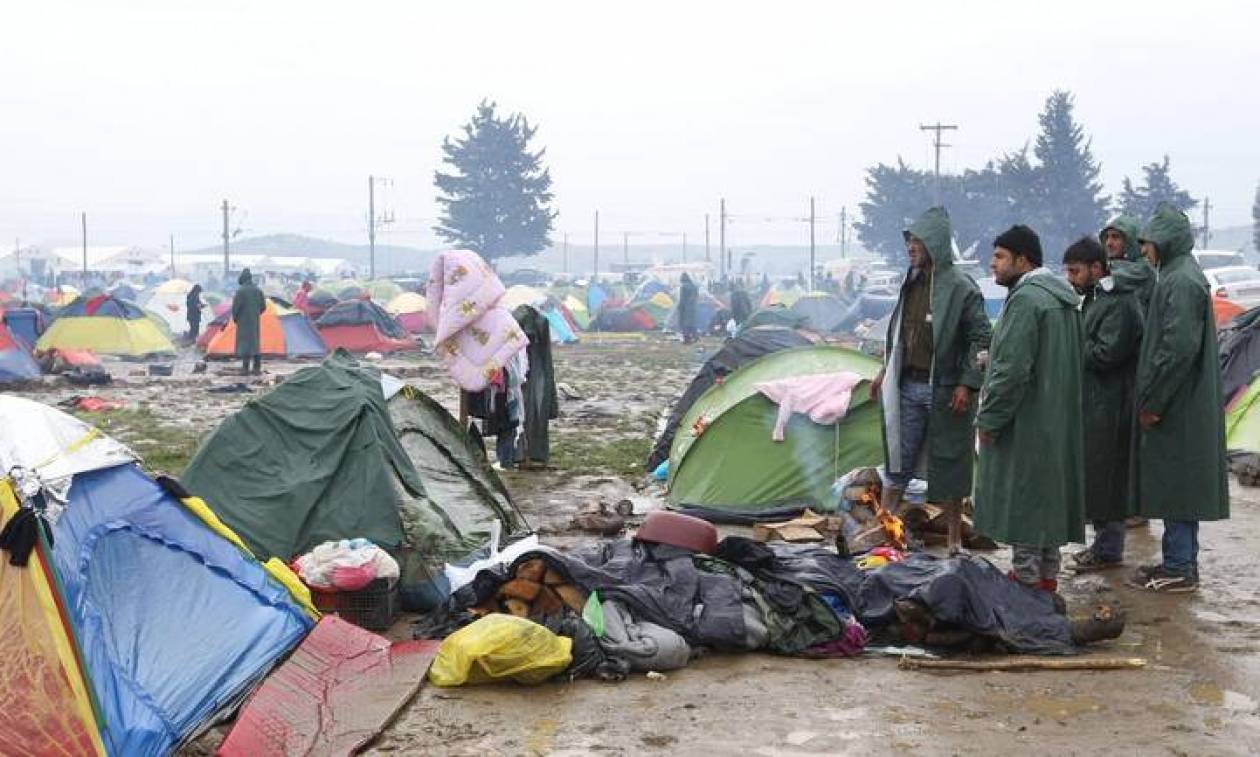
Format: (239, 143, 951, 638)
(386, 291, 431, 334)
(593, 306, 656, 332)
(788, 292, 853, 333)
(0, 396, 314, 757)
(142, 278, 195, 333)
(366, 279, 404, 303)
(36, 294, 175, 357)
(646, 326, 814, 471)
(1226, 377, 1260, 453)
(740, 305, 807, 332)
(544, 306, 578, 344)
(668, 345, 883, 519)
(1219, 306, 1260, 403)
(182, 352, 526, 610)
(0, 309, 40, 384)
(316, 300, 417, 353)
(561, 295, 591, 330)
(204, 299, 328, 359)
(666, 290, 723, 334)
(760, 284, 804, 309)
(2, 304, 47, 347)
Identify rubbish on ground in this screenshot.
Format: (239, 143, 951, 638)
(219, 617, 439, 756)
(898, 655, 1147, 672)
(646, 670, 667, 681)
(572, 501, 625, 535)
(147, 363, 173, 376)
(428, 613, 572, 686)
(556, 382, 583, 400)
(207, 382, 253, 394)
(58, 395, 124, 413)
(753, 509, 842, 543)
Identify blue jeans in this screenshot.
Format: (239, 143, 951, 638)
(1090, 520, 1126, 563)
(886, 380, 932, 489)
(496, 429, 517, 468)
(1162, 520, 1199, 576)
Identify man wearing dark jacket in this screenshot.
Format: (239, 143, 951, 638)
(1062, 238, 1143, 572)
(678, 273, 699, 343)
(871, 207, 991, 554)
(231, 268, 266, 375)
(975, 225, 1085, 593)
(1128, 204, 1229, 593)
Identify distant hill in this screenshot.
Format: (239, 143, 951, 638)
(189, 233, 436, 275)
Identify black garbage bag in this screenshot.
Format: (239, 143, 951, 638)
(858, 553, 1075, 655)
(541, 612, 630, 682)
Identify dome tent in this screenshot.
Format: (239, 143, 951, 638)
(36, 294, 175, 358)
(316, 300, 417, 353)
(667, 345, 883, 521)
(203, 299, 328, 359)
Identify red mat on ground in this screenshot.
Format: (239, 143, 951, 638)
(218, 616, 438, 757)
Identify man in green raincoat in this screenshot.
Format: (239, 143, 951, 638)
(231, 268, 266, 375)
(975, 225, 1085, 592)
(1100, 214, 1153, 312)
(1128, 203, 1229, 593)
(871, 207, 991, 554)
(1061, 237, 1143, 572)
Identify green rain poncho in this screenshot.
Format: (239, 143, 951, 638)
(1080, 282, 1143, 522)
(975, 268, 1085, 546)
(1131, 203, 1229, 521)
(1101, 214, 1154, 312)
(231, 269, 267, 358)
(879, 207, 992, 501)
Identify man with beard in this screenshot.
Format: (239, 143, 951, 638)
(975, 225, 1085, 593)
(1061, 237, 1143, 572)
(871, 207, 990, 554)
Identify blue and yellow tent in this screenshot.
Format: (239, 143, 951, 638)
(0, 397, 315, 756)
(36, 294, 175, 357)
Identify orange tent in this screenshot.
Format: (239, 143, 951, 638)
(204, 301, 327, 359)
(1214, 295, 1245, 328)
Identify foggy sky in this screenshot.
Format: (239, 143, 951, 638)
(2, 0, 1258, 252)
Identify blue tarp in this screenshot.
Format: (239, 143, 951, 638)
(543, 307, 577, 344)
(0, 343, 39, 384)
(48, 464, 314, 757)
(4, 307, 45, 346)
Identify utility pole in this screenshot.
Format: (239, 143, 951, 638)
(562, 233, 569, 273)
(920, 121, 958, 204)
(1202, 196, 1212, 249)
(368, 175, 376, 280)
(81, 212, 88, 278)
(622, 231, 629, 266)
(704, 213, 711, 262)
(840, 206, 849, 258)
(593, 210, 600, 279)
(169, 234, 175, 275)
(809, 196, 816, 290)
(719, 198, 727, 280)
(222, 199, 231, 278)
(682, 233, 687, 263)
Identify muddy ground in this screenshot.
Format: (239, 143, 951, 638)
(11, 335, 1260, 755)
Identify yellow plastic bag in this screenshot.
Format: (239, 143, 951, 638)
(429, 614, 573, 686)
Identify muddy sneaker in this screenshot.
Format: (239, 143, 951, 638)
(1127, 566, 1198, 593)
(1070, 604, 1127, 644)
(1071, 550, 1123, 573)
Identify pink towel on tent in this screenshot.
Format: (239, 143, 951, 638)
(755, 371, 864, 441)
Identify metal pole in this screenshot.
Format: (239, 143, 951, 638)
(81, 212, 87, 279)
(682, 233, 687, 263)
(169, 234, 175, 275)
(563, 232, 569, 273)
(809, 196, 816, 290)
(222, 199, 230, 278)
(368, 175, 376, 280)
(704, 214, 711, 262)
(622, 231, 629, 266)
(593, 210, 600, 279)
(719, 199, 726, 280)
(841, 206, 848, 258)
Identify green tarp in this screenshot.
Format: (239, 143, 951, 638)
(183, 350, 523, 604)
(667, 345, 883, 514)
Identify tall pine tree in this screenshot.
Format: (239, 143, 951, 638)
(1118, 155, 1197, 221)
(1030, 91, 1109, 261)
(434, 100, 557, 261)
(855, 159, 935, 266)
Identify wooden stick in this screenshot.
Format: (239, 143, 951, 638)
(898, 655, 1146, 672)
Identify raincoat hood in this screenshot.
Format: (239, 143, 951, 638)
(238, 269, 254, 286)
(1139, 203, 1195, 266)
(1100, 214, 1142, 262)
(1016, 267, 1080, 309)
(903, 207, 954, 273)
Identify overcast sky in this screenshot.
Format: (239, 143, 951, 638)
(2, 0, 1257, 252)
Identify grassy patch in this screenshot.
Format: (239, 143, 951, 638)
(70, 408, 203, 476)
(550, 431, 652, 478)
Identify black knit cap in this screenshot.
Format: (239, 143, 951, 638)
(993, 224, 1043, 266)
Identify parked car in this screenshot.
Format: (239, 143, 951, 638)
(1204, 266, 1260, 310)
(1194, 249, 1247, 270)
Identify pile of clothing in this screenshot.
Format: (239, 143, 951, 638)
(293, 538, 400, 592)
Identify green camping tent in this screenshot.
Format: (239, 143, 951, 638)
(667, 344, 883, 517)
(1226, 378, 1260, 452)
(182, 350, 525, 609)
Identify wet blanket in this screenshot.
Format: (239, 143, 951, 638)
(857, 553, 1074, 654)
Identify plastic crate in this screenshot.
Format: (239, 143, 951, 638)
(311, 578, 398, 631)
